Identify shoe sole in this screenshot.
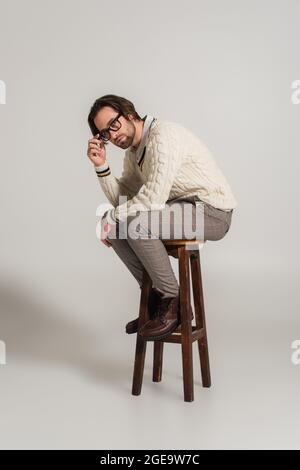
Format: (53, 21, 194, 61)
(126, 321, 138, 334)
(126, 328, 136, 335)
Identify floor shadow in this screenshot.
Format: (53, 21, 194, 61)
(0, 276, 132, 390)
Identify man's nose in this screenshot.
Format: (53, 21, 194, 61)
(110, 130, 119, 142)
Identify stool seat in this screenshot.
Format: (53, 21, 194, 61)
(162, 239, 205, 246)
(131, 238, 211, 402)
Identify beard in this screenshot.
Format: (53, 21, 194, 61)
(117, 135, 132, 149)
(120, 125, 135, 149)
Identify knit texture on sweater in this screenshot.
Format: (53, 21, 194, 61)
(94, 119, 237, 225)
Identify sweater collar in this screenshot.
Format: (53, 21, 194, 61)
(131, 114, 156, 164)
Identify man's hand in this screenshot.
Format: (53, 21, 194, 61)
(87, 133, 107, 167)
(101, 218, 112, 247)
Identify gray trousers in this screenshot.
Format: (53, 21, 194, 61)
(106, 198, 233, 299)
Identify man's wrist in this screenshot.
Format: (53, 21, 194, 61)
(94, 161, 108, 170)
(104, 208, 118, 226)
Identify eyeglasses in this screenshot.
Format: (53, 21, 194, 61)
(98, 112, 122, 142)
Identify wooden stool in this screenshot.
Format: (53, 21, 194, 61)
(131, 239, 211, 402)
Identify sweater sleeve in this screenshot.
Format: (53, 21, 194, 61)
(104, 124, 184, 225)
(94, 151, 143, 208)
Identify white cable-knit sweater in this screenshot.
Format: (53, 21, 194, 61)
(94, 115, 237, 225)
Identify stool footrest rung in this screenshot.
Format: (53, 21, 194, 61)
(153, 327, 205, 344)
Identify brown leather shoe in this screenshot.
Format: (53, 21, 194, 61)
(125, 287, 162, 334)
(138, 294, 180, 341)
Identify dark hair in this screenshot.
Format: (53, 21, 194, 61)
(87, 94, 143, 136)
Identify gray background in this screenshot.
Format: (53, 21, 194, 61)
(0, 0, 299, 449)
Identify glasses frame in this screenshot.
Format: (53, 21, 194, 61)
(98, 111, 122, 142)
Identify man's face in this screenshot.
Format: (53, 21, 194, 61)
(93, 106, 136, 149)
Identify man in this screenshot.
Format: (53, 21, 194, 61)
(87, 94, 237, 341)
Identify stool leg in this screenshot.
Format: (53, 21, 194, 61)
(132, 270, 152, 396)
(190, 250, 211, 388)
(153, 341, 164, 382)
(178, 246, 194, 402)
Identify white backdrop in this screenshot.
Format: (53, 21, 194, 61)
(0, 0, 299, 449)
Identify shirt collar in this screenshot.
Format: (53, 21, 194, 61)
(131, 114, 156, 163)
